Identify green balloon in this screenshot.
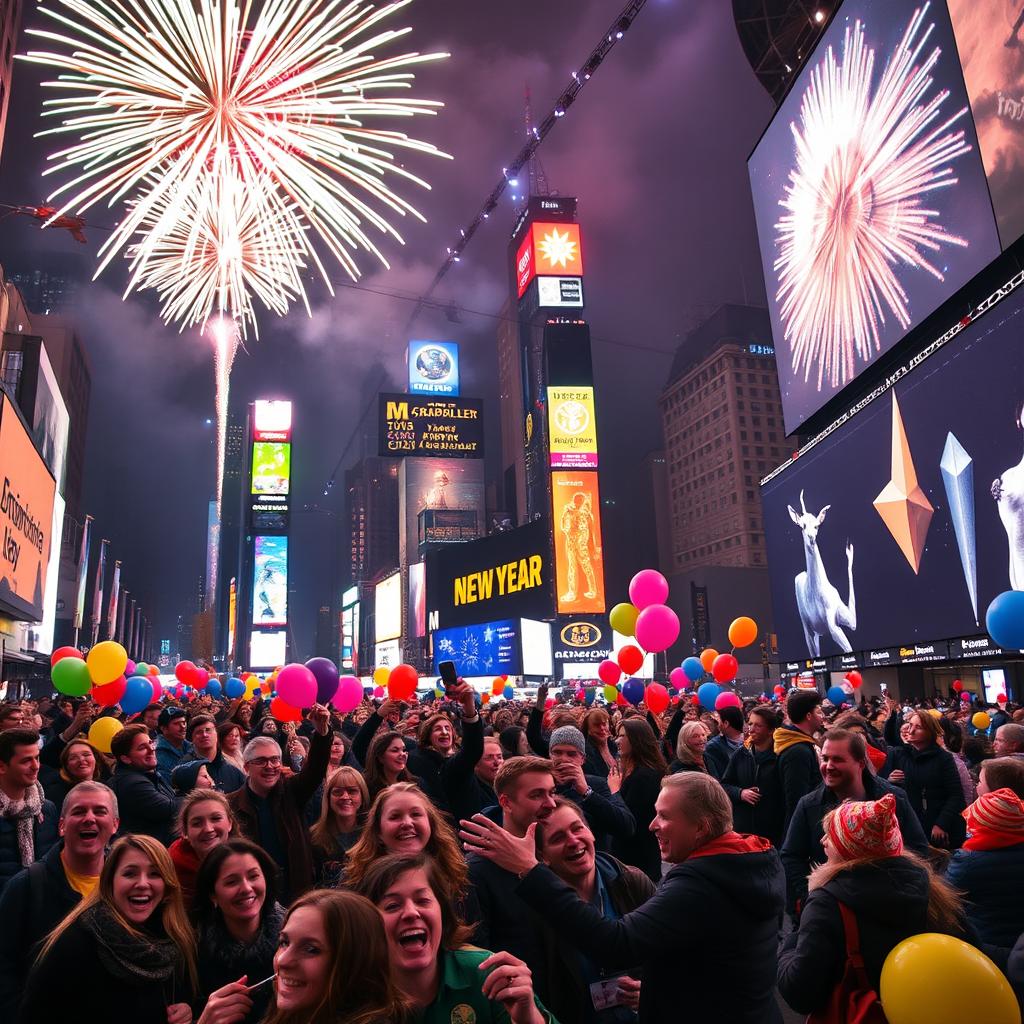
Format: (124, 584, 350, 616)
(52, 656, 92, 696)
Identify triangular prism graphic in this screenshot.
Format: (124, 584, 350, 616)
(873, 392, 933, 574)
(940, 432, 978, 623)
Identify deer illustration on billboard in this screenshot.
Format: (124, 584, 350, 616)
(787, 490, 856, 655)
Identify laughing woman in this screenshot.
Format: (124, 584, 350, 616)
(20, 834, 198, 1024)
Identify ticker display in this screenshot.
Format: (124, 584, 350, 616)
(378, 394, 484, 459)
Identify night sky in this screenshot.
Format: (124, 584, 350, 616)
(0, 0, 774, 654)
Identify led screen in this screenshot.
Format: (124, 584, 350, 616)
(749, 0, 1001, 434)
(375, 572, 402, 642)
(408, 341, 460, 395)
(552, 471, 606, 614)
(408, 561, 426, 638)
(400, 458, 485, 564)
(253, 400, 292, 441)
(520, 618, 554, 677)
(250, 630, 286, 669)
(761, 280, 1024, 661)
(374, 638, 401, 669)
(433, 619, 520, 676)
(251, 442, 291, 495)
(252, 535, 288, 627)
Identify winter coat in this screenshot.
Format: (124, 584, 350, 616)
(197, 904, 285, 1024)
(583, 738, 619, 780)
(704, 733, 742, 780)
(312, 829, 361, 888)
(516, 833, 786, 1024)
(780, 774, 928, 913)
(229, 728, 332, 900)
(108, 762, 180, 846)
(666, 759, 708, 775)
(777, 856, 966, 1015)
(203, 751, 246, 794)
(612, 765, 663, 880)
(720, 743, 785, 847)
(155, 736, 195, 783)
(407, 716, 484, 816)
(0, 797, 59, 896)
(945, 843, 1024, 947)
(0, 842, 81, 1020)
(881, 739, 966, 844)
(535, 853, 654, 1024)
(557, 775, 635, 852)
(774, 726, 820, 831)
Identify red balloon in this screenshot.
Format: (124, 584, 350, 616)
(690, 694, 700, 705)
(712, 653, 739, 684)
(149, 677, 162, 703)
(645, 683, 670, 714)
(388, 664, 419, 701)
(617, 645, 644, 676)
(598, 660, 622, 686)
(191, 667, 210, 689)
(51, 646, 83, 668)
(615, 692, 627, 706)
(997, 693, 1008, 703)
(92, 675, 127, 707)
(952, 680, 963, 692)
(845, 670, 863, 688)
(270, 696, 302, 722)
(575, 688, 585, 701)
(961, 692, 971, 702)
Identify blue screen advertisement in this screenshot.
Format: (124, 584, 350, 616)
(433, 619, 520, 676)
(253, 535, 288, 627)
(408, 341, 460, 395)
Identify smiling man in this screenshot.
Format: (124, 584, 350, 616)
(155, 707, 195, 782)
(0, 781, 118, 1019)
(108, 723, 179, 845)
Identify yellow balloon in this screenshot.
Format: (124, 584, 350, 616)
(609, 602, 640, 637)
(86, 640, 128, 686)
(881, 934, 1020, 1024)
(727, 616, 758, 649)
(88, 717, 124, 755)
(374, 666, 391, 688)
(927, 708, 942, 719)
(972, 711, 992, 730)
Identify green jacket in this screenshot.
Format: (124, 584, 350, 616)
(417, 947, 559, 1024)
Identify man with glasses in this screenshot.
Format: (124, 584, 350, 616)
(229, 702, 331, 901)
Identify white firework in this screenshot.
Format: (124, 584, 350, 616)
(774, 3, 973, 392)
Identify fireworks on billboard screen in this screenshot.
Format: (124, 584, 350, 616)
(251, 442, 291, 495)
(252, 536, 288, 627)
(551, 471, 605, 615)
(433, 620, 520, 676)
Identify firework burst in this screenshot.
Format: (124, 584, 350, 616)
(23, 0, 450, 331)
(774, 2, 973, 392)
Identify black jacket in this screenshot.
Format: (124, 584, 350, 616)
(780, 774, 929, 913)
(583, 738, 618, 780)
(774, 726, 821, 831)
(778, 857, 966, 1015)
(108, 762, 180, 846)
(611, 766, 662, 880)
(0, 842, 81, 1020)
(407, 716, 485, 816)
(881, 736, 966, 844)
(517, 835, 786, 1024)
(557, 775, 635, 851)
(945, 843, 1024, 947)
(204, 750, 245, 794)
(0, 794, 59, 896)
(720, 744, 785, 847)
(704, 734, 742, 780)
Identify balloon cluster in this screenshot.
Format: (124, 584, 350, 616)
(51, 641, 163, 713)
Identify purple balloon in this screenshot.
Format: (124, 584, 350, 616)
(125, 659, 137, 678)
(305, 657, 340, 704)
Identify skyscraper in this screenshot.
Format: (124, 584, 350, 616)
(0, 0, 23, 161)
(345, 456, 399, 588)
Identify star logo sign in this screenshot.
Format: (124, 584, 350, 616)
(537, 227, 578, 269)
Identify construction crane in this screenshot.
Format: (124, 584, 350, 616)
(0, 204, 89, 243)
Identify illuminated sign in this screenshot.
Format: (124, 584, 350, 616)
(408, 341, 460, 395)
(0, 394, 57, 622)
(251, 442, 291, 495)
(374, 638, 401, 669)
(408, 561, 426, 639)
(536, 276, 584, 309)
(252, 536, 288, 627)
(433, 620, 520, 676)
(375, 571, 402, 642)
(748, 343, 775, 357)
(253, 400, 292, 442)
(418, 508, 479, 545)
(379, 394, 484, 459)
(547, 387, 598, 469)
(250, 630, 287, 669)
(342, 586, 359, 608)
(516, 222, 584, 298)
(520, 618, 553, 676)
(552, 471, 605, 615)
(227, 578, 237, 662)
(560, 620, 602, 649)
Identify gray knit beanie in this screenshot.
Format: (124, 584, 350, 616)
(548, 725, 586, 756)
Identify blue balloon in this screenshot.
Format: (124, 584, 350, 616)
(224, 677, 245, 699)
(622, 677, 645, 706)
(986, 590, 1024, 650)
(827, 685, 849, 706)
(697, 682, 721, 711)
(583, 688, 596, 706)
(682, 656, 704, 682)
(120, 675, 152, 715)
(503, 684, 515, 700)
(206, 679, 223, 699)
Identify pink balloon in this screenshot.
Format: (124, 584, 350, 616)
(669, 667, 688, 690)
(373, 685, 385, 698)
(715, 691, 742, 710)
(276, 663, 318, 708)
(149, 677, 162, 703)
(332, 675, 364, 714)
(628, 569, 670, 611)
(598, 660, 621, 686)
(634, 604, 680, 653)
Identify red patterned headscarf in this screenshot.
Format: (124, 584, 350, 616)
(963, 788, 1024, 851)
(823, 793, 904, 861)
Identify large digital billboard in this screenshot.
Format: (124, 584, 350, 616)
(761, 275, 1024, 661)
(433, 619, 520, 677)
(516, 222, 584, 298)
(749, 0, 1001, 434)
(948, 0, 1024, 248)
(378, 394, 483, 459)
(408, 561, 426, 639)
(408, 341, 460, 396)
(400, 458, 485, 564)
(250, 629, 286, 669)
(251, 442, 291, 495)
(547, 387, 598, 469)
(253, 400, 292, 441)
(552, 471, 605, 615)
(375, 571, 402, 643)
(252, 536, 288, 627)
(0, 394, 57, 622)
(426, 517, 554, 630)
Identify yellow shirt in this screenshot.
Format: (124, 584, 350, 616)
(61, 850, 100, 900)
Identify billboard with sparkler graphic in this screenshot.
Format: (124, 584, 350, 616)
(749, 0, 1001, 434)
(432, 619, 520, 676)
(760, 275, 1024, 661)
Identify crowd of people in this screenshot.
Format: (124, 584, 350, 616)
(0, 677, 1022, 1022)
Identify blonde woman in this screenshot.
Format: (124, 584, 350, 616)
(669, 721, 710, 774)
(310, 766, 370, 886)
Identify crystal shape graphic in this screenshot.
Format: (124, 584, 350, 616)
(873, 393, 933, 573)
(940, 432, 978, 623)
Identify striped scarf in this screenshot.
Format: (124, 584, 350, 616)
(0, 781, 44, 867)
(963, 787, 1024, 851)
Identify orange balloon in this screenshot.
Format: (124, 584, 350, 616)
(700, 648, 719, 672)
(491, 677, 504, 695)
(728, 616, 758, 649)
(481, 692, 491, 704)
(148, 664, 159, 676)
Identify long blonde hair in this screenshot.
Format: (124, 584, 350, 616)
(676, 722, 709, 767)
(310, 766, 369, 854)
(37, 834, 198, 989)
